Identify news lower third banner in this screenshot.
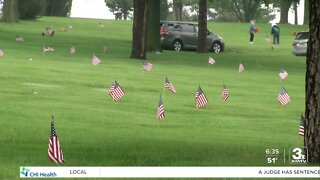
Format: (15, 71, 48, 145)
(20, 166, 320, 178)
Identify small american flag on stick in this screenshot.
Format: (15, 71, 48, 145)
(164, 77, 176, 94)
(108, 80, 125, 101)
(143, 61, 153, 72)
(278, 87, 291, 106)
(239, 63, 245, 72)
(70, 46, 76, 54)
(92, 55, 101, 66)
(221, 84, 229, 101)
(208, 56, 216, 64)
(48, 116, 64, 164)
(299, 115, 305, 136)
(279, 69, 288, 80)
(195, 86, 208, 108)
(157, 95, 165, 120)
(0, 49, 4, 56)
(43, 46, 54, 52)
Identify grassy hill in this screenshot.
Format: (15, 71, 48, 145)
(0, 17, 308, 179)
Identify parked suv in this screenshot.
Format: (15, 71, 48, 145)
(160, 21, 225, 53)
(292, 31, 309, 56)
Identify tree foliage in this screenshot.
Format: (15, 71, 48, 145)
(105, 0, 133, 20)
(44, 0, 72, 17)
(160, 0, 169, 20)
(18, 0, 45, 20)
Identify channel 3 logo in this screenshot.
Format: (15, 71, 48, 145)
(289, 147, 308, 164)
(20, 167, 30, 177)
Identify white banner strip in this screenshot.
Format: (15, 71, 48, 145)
(20, 166, 320, 178)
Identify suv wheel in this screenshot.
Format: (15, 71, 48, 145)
(212, 42, 222, 53)
(173, 40, 183, 51)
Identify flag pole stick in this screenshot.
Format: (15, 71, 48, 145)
(163, 77, 166, 96)
(112, 79, 115, 102)
(157, 120, 160, 128)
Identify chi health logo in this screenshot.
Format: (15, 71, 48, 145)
(20, 167, 30, 177)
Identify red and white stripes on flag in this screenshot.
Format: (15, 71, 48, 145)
(195, 86, 208, 108)
(279, 69, 288, 80)
(164, 77, 176, 93)
(143, 61, 153, 72)
(299, 115, 305, 136)
(221, 84, 229, 101)
(48, 119, 64, 164)
(109, 80, 125, 101)
(43, 46, 54, 52)
(70, 46, 76, 54)
(239, 63, 245, 72)
(157, 95, 165, 120)
(92, 55, 101, 66)
(208, 56, 216, 64)
(0, 49, 4, 56)
(278, 87, 291, 106)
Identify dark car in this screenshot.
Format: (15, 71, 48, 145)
(160, 21, 225, 53)
(292, 31, 309, 56)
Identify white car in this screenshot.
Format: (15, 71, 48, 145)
(292, 32, 309, 56)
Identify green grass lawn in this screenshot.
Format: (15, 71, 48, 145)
(0, 17, 309, 179)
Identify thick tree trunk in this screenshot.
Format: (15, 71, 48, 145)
(294, 2, 298, 25)
(173, 0, 182, 21)
(305, 0, 320, 164)
(146, 0, 161, 52)
(130, 0, 148, 59)
(304, 0, 309, 24)
(2, 0, 19, 22)
(197, 0, 207, 53)
(280, 0, 292, 24)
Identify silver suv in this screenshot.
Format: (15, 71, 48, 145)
(292, 31, 309, 56)
(160, 21, 225, 53)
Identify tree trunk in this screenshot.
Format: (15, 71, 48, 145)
(173, 0, 182, 21)
(304, 0, 309, 24)
(294, 1, 298, 24)
(146, 0, 161, 52)
(280, 0, 292, 24)
(305, 0, 320, 164)
(197, 0, 207, 53)
(2, 0, 19, 22)
(130, 0, 148, 59)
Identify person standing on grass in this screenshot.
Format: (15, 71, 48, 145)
(249, 19, 255, 44)
(271, 23, 280, 49)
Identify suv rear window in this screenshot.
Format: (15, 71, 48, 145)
(181, 24, 195, 33)
(296, 32, 309, 40)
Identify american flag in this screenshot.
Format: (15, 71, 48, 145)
(221, 84, 229, 101)
(70, 46, 76, 54)
(239, 63, 245, 72)
(299, 115, 305, 136)
(109, 80, 125, 101)
(92, 55, 101, 66)
(43, 46, 54, 52)
(208, 56, 215, 64)
(164, 77, 176, 93)
(278, 87, 291, 105)
(0, 49, 4, 56)
(48, 117, 64, 164)
(143, 61, 153, 72)
(103, 44, 108, 54)
(195, 86, 208, 108)
(157, 95, 165, 120)
(279, 69, 288, 80)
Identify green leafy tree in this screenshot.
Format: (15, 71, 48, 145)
(105, 0, 133, 20)
(18, 0, 45, 20)
(305, 0, 320, 163)
(44, 0, 72, 17)
(160, 0, 168, 20)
